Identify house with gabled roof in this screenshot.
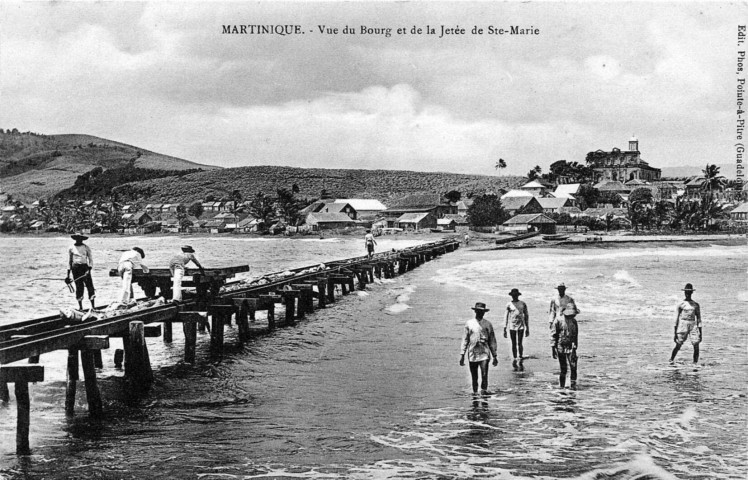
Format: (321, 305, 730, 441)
(729, 202, 748, 222)
(382, 193, 456, 224)
(538, 197, 574, 215)
(305, 212, 357, 230)
(333, 199, 386, 219)
(395, 211, 437, 231)
(503, 213, 557, 234)
(319, 202, 357, 219)
(500, 196, 544, 216)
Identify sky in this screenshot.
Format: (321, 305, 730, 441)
(0, 1, 744, 176)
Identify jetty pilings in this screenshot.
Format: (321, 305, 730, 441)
(0, 238, 460, 454)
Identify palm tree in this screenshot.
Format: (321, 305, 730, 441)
(494, 158, 507, 175)
(702, 164, 726, 193)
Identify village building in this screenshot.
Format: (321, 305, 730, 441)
(502, 213, 557, 234)
(552, 183, 581, 204)
(500, 196, 544, 216)
(729, 203, 748, 222)
(588, 137, 661, 183)
(518, 180, 549, 197)
(128, 211, 152, 226)
(332, 199, 386, 219)
(501, 189, 534, 200)
(436, 218, 457, 231)
(395, 212, 437, 231)
(305, 212, 357, 230)
(381, 194, 457, 228)
(318, 202, 357, 220)
(537, 197, 575, 215)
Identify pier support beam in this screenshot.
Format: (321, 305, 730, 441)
(0, 365, 44, 455)
(178, 312, 205, 364)
(259, 295, 278, 330)
(65, 348, 78, 415)
(125, 321, 153, 396)
(208, 305, 234, 355)
(81, 350, 103, 418)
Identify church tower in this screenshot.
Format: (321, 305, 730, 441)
(629, 135, 639, 152)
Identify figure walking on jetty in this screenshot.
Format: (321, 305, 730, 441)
(549, 283, 578, 330)
(170, 245, 205, 302)
(460, 302, 499, 395)
(364, 229, 377, 259)
(67, 232, 95, 310)
(670, 283, 702, 365)
(551, 305, 579, 389)
(504, 288, 529, 370)
(464, 232, 470, 246)
(118, 247, 149, 303)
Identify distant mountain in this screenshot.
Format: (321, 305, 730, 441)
(660, 163, 737, 180)
(0, 130, 218, 201)
(113, 165, 525, 205)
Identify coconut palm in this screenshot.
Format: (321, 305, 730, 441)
(494, 158, 507, 175)
(702, 164, 726, 193)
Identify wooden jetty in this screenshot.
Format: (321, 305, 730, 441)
(0, 238, 460, 454)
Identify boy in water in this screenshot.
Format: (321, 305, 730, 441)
(504, 288, 529, 370)
(460, 302, 499, 395)
(551, 304, 579, 389)
(670, 283, 702, 365)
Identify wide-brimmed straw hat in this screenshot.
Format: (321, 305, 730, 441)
(509, 288, 522, 296)
(557, 282, 566, 289)
(181, 245, 195, 253)
(471, 302, 490, 312)
(682, 283, 695, 292)
(71, 232, 88, 241)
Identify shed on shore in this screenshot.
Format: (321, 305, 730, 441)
(503, 213, 557, 234)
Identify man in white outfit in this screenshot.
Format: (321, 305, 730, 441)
(170, 245, 205, 302)
(117, 247, 148, 303)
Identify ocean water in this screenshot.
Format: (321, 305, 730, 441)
(0, 236, 746, 479)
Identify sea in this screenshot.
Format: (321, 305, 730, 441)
(0, 235, 746, 479)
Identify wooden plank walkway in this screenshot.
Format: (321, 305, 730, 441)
(0, 238, 461, 454)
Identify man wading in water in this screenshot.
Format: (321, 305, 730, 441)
(551, 304, 579, 389)
(67, 232, 95, 310)
(670, 283, 702, 366)
(504, 288, 529, 370)
(460, 302, 499, 395)
(549, 282, 577, 330)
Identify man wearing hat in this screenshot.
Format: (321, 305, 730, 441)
(459, 302, 499, 395)
(117, 247, 149, 303)
(504, 288, 530, 369)
(670, 283, 702, 365)
(550, 304, 579, 389)
(169, 245, 205, 302)
(548, 283, 578, 330)
(67, 232, 95, 310)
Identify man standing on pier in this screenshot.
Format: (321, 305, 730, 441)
(67, 232, 95, 310)
(170, 245, 205, 302)
(364, 229, 377, 259)
(549, 283, 577, 330)
(118, 247, 149, 303)
(670, 283, 702, 365)
(460, 302, 499, 395)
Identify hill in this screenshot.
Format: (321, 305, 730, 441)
(113, 165, 525, 204)
(0, 129, 218, 201)
(660, 163, 737, 180)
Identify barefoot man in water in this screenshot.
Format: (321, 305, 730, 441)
(460, 302, 499, 395)
(504, 288, 529, 370)
(670, 283, 702, 365)
(549, 283, 578, 330)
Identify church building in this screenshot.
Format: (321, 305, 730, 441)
(588, 137, 661, 183)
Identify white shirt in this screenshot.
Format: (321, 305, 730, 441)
(119, 250, 149, 272)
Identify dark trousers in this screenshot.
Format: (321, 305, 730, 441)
(557, 350, 577, 387)
(71, 264, 95, 302)
(509, 329, 525, 359)
(468, 360, 490, 393)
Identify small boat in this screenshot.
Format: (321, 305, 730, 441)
(542, 234, 569, 241)
(495, 231, 539, 245)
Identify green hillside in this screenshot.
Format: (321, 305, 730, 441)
(0, 130, 218, 201)
(114, 165, 524, 204)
